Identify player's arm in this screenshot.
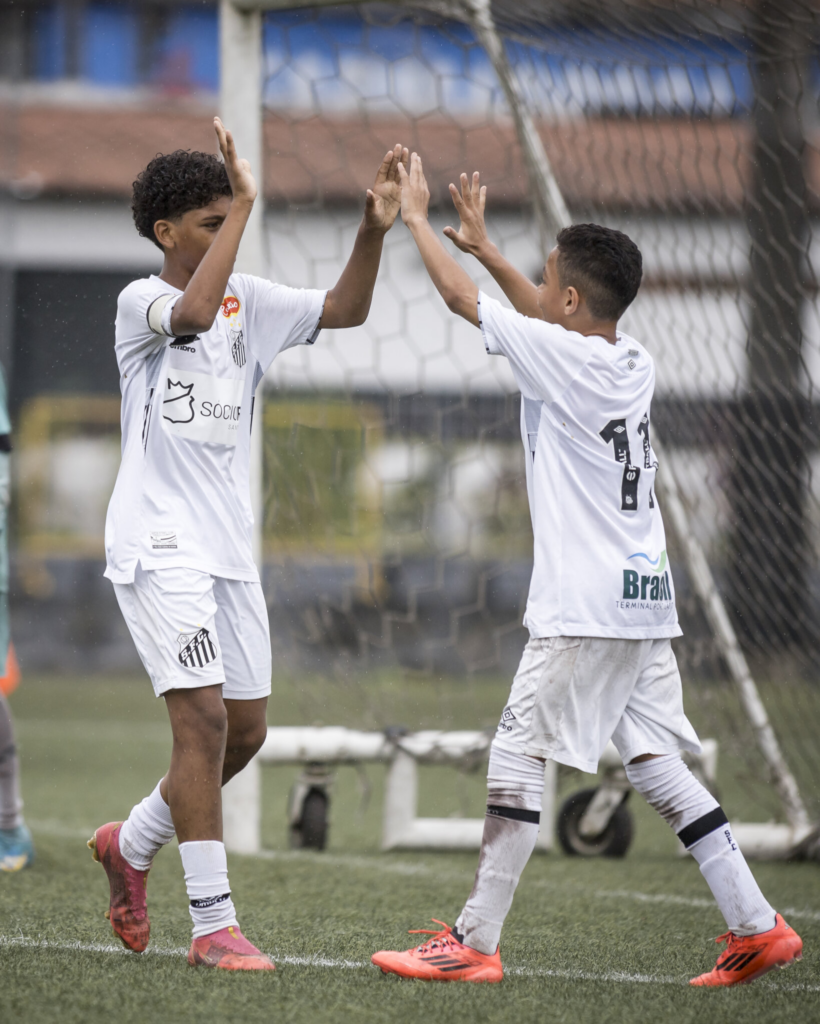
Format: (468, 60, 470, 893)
(319, 145, 408, 329)
(169, 118, 257, 336)
(444, 172, 543, 321)
(398, 153, 479, 327)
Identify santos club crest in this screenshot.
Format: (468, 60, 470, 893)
(230, 327, 246, 368)
(178, 628, 217, 668)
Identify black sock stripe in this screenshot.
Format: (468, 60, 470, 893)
(486, 805, 541, 825)
(189, 892, 231, 909)
(677, 807, 729, 849)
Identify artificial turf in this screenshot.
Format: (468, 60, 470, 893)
(0, 673, 818, 1024)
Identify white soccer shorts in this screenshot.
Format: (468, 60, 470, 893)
(494, 636, 702, 772)
(113, 564, 272, 700)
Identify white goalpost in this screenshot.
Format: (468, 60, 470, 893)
(219, 0, 817, 859)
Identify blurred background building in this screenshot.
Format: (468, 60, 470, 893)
(1, 0, 819, 684)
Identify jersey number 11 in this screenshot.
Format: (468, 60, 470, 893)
(599, 415, 654, 512)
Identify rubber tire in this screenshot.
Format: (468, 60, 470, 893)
(289, 788, 329, 851)
(556, 787, 633, 858)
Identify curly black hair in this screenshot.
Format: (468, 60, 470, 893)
(555, 224, 643, 321)
(131, 150, 232, 249)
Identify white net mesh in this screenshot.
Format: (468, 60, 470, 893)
(255, 0, 820, 825)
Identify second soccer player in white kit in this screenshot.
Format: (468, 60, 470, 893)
(371, 155, 804, 986)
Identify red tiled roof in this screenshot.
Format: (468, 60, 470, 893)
(2, 100, 817, 212)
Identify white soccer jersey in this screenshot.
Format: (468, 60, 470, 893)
(479, 291, 681, 640)
(104, 273, 326, 584)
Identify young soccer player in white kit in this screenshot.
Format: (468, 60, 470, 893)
(371, 155, 804, 986)
(90, 119, 406, 970)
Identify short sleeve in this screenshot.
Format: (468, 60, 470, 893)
(478, 291, 592, 404)
(234, 274, 327, 373)
(115, 279, 181, 375)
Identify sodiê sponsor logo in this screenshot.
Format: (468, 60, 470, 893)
(160, 372, 245, 446)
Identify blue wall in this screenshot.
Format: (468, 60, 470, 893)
(26, 2, 760, 117)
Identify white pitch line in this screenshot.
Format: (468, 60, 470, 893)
(1, 935, 817, 991)
(595, 889, 820, 923)
(0, 936, 187, 957)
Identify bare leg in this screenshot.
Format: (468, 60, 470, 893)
(222, 697, 268, 785)
(154, 693, 267, 842)
(160, 685, 227, 843)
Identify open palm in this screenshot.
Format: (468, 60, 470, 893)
(365, 144, 408, 232)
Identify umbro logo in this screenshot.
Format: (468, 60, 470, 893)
(189, 892, 230, 909)
(499, 706, 516, 733)
(178, 628, 217, 668)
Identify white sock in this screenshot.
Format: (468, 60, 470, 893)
(119, 781, 176, 871)
(625, 754, 776, 936)
(455, 743, 544, 955)
(179, 840, 239, 939)
(689, 827, 777, 936)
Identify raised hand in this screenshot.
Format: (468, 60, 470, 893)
(443, 172, 489, 257)
(397, 152, 430, 227)
(364, 144, 408, 233)
(214, 116, 257, 207)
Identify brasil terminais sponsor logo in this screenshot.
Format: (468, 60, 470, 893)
(618, 548, 673, 606)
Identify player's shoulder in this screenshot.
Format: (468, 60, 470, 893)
(615, 331, 654, 371)
(226, 272, 291, 307)
(117, 275, 175, 310)
(480, 291, 583, 342)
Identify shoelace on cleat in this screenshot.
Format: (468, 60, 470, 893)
(408, 919, 457, 955)
(713, 931, 740, 963)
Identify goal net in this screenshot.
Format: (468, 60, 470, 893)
(233, 0, 820, 840)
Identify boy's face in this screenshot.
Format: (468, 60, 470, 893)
(536, 246, 579, 327)
(154, 196, 232, 271)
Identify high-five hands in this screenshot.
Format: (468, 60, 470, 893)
(365, 144, 409, 233)
(214, 116, 257, 207)
(444, 172, 488, 256)
(397, 152, 430, 226)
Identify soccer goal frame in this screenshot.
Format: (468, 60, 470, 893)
(218, 0, 816, 858)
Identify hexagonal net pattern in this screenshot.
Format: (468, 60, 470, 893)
(254, 0, 820, 824)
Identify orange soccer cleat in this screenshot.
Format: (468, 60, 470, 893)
(371, 919, 503, 983)
(88, 821, 150, 953)
(188, 925, 276, 971)
(690, 914, 803, 987)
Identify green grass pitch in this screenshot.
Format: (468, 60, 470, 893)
(1, 673, 818, 1024)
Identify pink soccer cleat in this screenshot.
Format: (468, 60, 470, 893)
(187, 925, 276, 971)
(88, 821, 150, 953)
